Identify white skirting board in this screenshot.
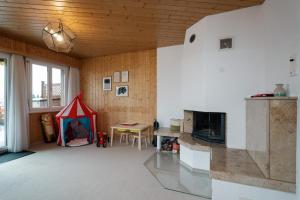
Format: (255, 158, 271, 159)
(179, 145, 210, 170)
(212, 179, 296, 200)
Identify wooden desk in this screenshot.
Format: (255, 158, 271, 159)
(154, 127, 182, 151)
(110, 123, 151, 151)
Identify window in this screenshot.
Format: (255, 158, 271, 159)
(31, 64, 48, 108)
(51, 68, 64, 107)
(0, 53, 9, 149)
(28, 60, 67, 112)
(0, 58, 7, 148)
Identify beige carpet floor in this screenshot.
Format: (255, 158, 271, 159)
(0, 143, 203, 200)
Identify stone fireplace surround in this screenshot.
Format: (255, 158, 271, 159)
(178, 108, 296, 195)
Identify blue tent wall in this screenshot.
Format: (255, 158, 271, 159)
(62, 117, 93, 145)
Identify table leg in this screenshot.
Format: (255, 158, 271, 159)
(138, 130, 142, 151)
(148, 127, 151, 144)
(157, 135, 161, 152)
(110, 128, 114, 147)
(156, 152, 161, 168)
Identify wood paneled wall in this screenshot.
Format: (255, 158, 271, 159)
(0, 35, 82, 67)
(81, 49, 157, 133)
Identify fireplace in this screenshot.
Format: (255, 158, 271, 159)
(190, 111, 226, 144)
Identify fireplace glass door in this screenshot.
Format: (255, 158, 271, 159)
(192, 111, 226, 144)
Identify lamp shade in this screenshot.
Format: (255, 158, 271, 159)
(42, 21, 76, 53)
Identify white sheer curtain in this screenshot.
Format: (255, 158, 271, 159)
(7, 54, 29, 152)
(67, 67, 80, 103)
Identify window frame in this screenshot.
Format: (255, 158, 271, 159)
(27, 59, 68, 113)
(0, 52, 9, 149)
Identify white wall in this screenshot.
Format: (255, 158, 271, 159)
(178, 0, 300, 150)
(179, 1, 300, 194)
(158, 1, 300, 194)
(157, 45, 183, 127)
(212, 179, 296, 200)
(180, 19, 207, 112)
(180, 145, 210, 171)
(181, 6, 266, 149)
(262, 0, 300, 93)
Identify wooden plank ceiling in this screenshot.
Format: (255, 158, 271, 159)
(0, 0, 264, 58)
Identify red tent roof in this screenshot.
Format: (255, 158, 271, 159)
(56, 95, 96, 118)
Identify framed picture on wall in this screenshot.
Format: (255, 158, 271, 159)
(116, 85, 128, 97)
(121, 71, 129, 82)
(113, 72, 120, 83)
(103, 76, 112, 91)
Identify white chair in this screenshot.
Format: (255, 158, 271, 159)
(131, 130, 148, 149)
(118, 128, 131, 144)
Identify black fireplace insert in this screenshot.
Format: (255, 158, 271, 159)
(191, 111, 226, 144)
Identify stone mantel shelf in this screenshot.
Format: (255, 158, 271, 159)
(178, 134, 296, 193)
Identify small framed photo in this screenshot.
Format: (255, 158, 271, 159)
(103, 77, 112, 91)
(121, 71, 129, 82)
(113, 72, 120, 83)
(116, 86, 128, 97)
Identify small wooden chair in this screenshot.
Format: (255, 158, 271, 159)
(131, 130, 148, 149)
(118, 128, 131, 144)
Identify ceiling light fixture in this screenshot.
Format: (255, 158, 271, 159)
(42, 20, 76, 53)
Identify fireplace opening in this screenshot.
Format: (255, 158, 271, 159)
(191, 111, 226, 144)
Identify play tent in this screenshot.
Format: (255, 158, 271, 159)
(56, 95, 96, 146)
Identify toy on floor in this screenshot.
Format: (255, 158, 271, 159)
(40, 113, 57, 143)
(96, 131, 108, 148)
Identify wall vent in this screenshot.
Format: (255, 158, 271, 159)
(220, 38, 233, 49)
